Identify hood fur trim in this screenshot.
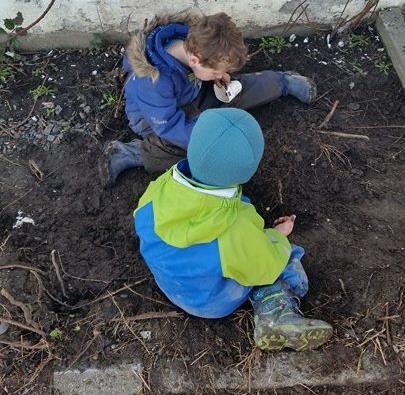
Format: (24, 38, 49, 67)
(126, 9, 203, 82)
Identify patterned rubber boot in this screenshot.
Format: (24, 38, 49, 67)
(251, 282, 332, 351)
(283, 71, 317, 104)
(98, 140, 143, 188)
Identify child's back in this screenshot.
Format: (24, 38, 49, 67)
(134, 108, 333, 351)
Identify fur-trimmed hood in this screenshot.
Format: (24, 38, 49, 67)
(126, 10, 202, 82)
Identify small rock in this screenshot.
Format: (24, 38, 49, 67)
(55, 105, 63, 115)
(140, 331, 151, 341)
(0, 322, 9, 335)
(349, 82, 355, 89)
(91, 70, 97, 76)
(43, 124, 54, 135)
(351, 169, 364, 177)
(303, 37, 309, 43)
(338, 40, 345, 48)
(348, 103, 360, 111)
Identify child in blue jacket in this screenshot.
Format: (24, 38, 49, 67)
(134, 108, 332, 351)
(99, 11, 317, 187)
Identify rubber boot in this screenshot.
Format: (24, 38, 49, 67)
(251, 281, 332, 351)
(283, 71, 317, 104)
(98, 140, 143, 188)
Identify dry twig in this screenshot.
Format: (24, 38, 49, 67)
(28, 160, 44, 182)
(71, 281, 145, 310)
(281, 0, 308, 36)
(316, 130, 370, 140)
(9, 0, 57, 39)
(50, 250, 68, 298)
(15, 355, 54, 394)
(68, 328, 101, 368)
(319, 100, 339, 129)
(348, 125, 405, 129)
(110, 294, 150, 354)
(0, 288, 35, 327)
(0, 339, 48, 350)
(114, 85, 125, 118)
(0, 316, 45, 337)
(0, 264, 46, 276)
(111, 310, 182, 322)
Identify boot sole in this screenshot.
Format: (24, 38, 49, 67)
(284, 71, 317, 104)
(256, 325, 333, 351)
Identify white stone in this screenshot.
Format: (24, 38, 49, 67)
(54, 363, 143, 395)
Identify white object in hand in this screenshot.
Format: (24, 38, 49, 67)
(213, 80, 242, 103)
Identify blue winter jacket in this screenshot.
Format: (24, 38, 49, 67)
(124, 20, 201, 149)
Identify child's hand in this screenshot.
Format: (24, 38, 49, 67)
(273, 215, 296, 236)
(215, 73, 231, 87)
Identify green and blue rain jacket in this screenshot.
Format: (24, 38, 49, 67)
(134, 160, 292, 318)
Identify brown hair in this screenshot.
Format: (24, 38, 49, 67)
(184, 13, 247, 72)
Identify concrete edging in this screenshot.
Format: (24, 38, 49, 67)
(376, 7, 405, 88)
(53, 349, 400, 394)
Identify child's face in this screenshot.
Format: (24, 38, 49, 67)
(188, 53, 229, 81)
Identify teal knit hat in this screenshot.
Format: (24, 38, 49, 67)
(187, 108, 264, 187)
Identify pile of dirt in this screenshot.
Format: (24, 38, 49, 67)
(0, 28, 404, 393)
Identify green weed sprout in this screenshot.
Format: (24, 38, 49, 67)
(49, 328, 63, 341)
(101, 92, 118, 109)
(374, 60, 391, 75)
(260, 36, 292, 54)
(0, 66, 13, 84)
(31, 83, 55, 100)
(348, 34, 370, 49)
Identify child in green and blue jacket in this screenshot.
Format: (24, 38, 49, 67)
(134, 108, 332, 351)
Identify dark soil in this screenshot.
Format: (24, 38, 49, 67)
(0, 27, 404, 394)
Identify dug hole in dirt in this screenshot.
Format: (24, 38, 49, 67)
(0, 28, 404, 394)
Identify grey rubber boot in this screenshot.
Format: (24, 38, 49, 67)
(251, 281, 332, 351)
(283, 72, 317, 104)
(98, 140, 143, 188)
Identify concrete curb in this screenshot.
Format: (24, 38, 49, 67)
(53, 348, 400, 394)
(53, 362, 143, 395)
(0, 24, 330, 51)
(376, 7, 405, 88)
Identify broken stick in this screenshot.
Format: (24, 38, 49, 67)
(319, 100, 340, 129)
(317, 130, 370, 140)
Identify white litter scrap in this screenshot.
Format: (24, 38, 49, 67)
(338, 40, 345, 48)
(349, 82, 355, 89)
(303, 37, 309, 43)
(326, 34, 331, 49)
(318, 61, 328, 65)
(13, 211, 35, 229)
(140, 331, 151, 340)
(289, 34, 296, 43)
